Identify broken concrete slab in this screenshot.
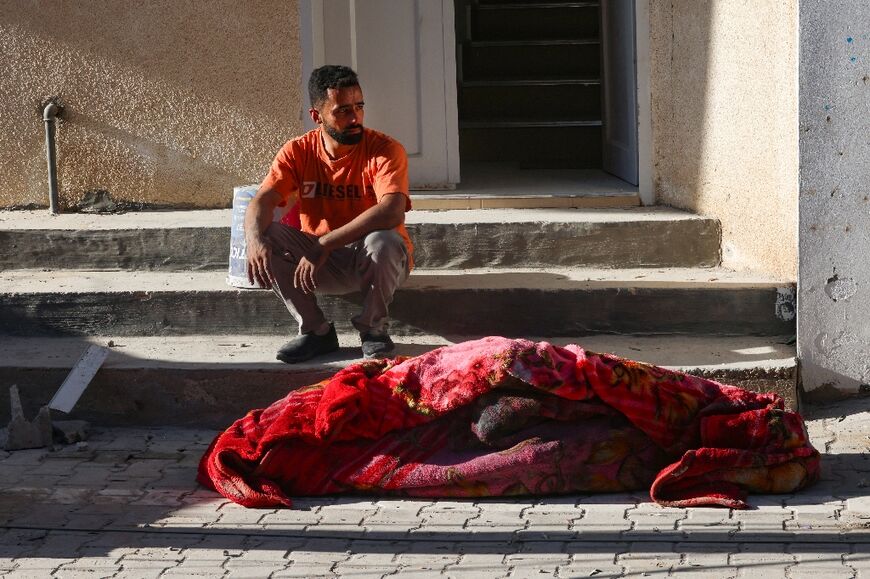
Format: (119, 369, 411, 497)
(48, 344, 109, 413)
(52, 420, 90, 444)
(5, 385, 52, 451)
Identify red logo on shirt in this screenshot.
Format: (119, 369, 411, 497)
(301, 182, 368, 200)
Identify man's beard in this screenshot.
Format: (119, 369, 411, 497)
(323, 122, 364, 145)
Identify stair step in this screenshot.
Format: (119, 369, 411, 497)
(478, 2, 599, 8)
(0, 334, 797, 427)
(460, 119, 602, 128)
(460, 124, 601, 166)
(411, 194, 639, 210)
(460, 77, 601, 87)
(0, 268, 795, 338)
(0, 207, 720, 271)
(469, 39, 599, 47)
(477, 0, 598, 5)
(460, 41, 599, 80)
(460, 83, 601, 122)
(470, 3, 599, 42)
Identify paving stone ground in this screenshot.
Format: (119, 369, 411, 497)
(2, 396, 870, 578)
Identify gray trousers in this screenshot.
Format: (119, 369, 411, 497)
(264, 222, 410, 335)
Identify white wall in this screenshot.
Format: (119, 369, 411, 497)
(798, 0, 870, 396)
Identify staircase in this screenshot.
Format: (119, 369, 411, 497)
(0, 206, 797, 428)
(456, 0, 603, 168)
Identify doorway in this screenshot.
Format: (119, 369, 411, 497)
(453, 0, 643, 201)
(298, 0, 650, 203)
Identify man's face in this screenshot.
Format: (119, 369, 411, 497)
(314, 85, 365, 146)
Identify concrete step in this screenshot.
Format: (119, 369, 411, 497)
(470, 2, 599, 42)
(461, 40, 600, 81)
(0, 334, 797, 428)
(460, 81, 601, 122)
(0, 267, 794, 338)
(460, 124, 602, 166)
(0, 207, 720, 271)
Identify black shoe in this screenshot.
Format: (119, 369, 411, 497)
(360, 331, 395, 359)
(276, 324, 339, 364)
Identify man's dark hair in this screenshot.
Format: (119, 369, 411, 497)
(308, 65, 360, 109)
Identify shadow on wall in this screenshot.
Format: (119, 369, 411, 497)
(800, 363, 870, 406)
(651, 0, 714, 210)
(0, 1, 299, 209)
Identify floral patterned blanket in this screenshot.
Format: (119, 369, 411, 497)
(197, 337, 819, 508)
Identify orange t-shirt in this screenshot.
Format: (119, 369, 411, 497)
(260, 127, 414, 267)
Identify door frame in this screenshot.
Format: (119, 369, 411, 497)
(298, 0, 460, 188)
(298, 0, 650, 201)
(635, 0, 653, 205)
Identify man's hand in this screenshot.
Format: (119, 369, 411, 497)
(246, 235, 274, 289)
(294, 242, 330, 294)
(244, 187, 288, 290)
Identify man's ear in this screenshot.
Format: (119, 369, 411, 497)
(309, 108, 321, 124)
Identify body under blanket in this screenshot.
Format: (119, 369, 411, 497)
(197, 337, 819, 509)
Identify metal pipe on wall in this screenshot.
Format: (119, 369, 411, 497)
(43, 102, 62, 215)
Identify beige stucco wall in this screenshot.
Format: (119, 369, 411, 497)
(650, 0, 798, 279)
(0, 1, 302, 210)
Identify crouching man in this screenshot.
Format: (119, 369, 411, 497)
(245, 65, 413, 363)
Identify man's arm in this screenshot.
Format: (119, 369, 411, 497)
(294, 192, 407, 294)
(245, 187, 288, 289)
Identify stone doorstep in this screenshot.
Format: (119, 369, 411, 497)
(0, 334, 797, 428)
(1, 265, 791, 292)
(0, 206, 707, 230)
(0, 206, 721, 271)
(0, 267, 796, 338)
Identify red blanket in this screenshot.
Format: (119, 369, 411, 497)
(197, 337, 819, 508)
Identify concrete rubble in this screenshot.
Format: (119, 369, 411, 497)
(4, 385, 52, 451)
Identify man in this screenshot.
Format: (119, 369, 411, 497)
(245, 65, 413, 363)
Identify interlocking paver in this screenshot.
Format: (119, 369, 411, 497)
(213, 505, 272, 528)
(317, 501, 378, 533)
(673, 541, 738, 577)
(572, 509, 633, 545)
(4, 503, 71, 529)
(224, 559, 289, 577)
(617, 542, 681, 575)
(272, 563, 336, 578)
(361, 501, 430, 538)
(556, 543, 626, 578)
(47, 487, 96, 505)
(0, 465, 28, 486)
(259, 509, 321, 532)
(678, 507, 738, 532)
(410, 503, 479, 537)
(845, 544, 870, 577)
(161, 564, 229, 577)
(466, 501, 528, 533)
(505, 543, 570, 578)
(730, 542, 796, 577)
(0, 449, 48, 466)
(114, 570, 169, 579)
(55, 555, 123, 570)
(446, 542, 510, 578)
(732, 505, 792, 540)
(394, 548, 462, 575)
(334, 545, 404, 577)
(287, 539, 351, 566)
(7, 556, 73, 572)
(0, 412, 869, 578)
(786, 543, 853, 579)
(625, 503, 687, 538)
